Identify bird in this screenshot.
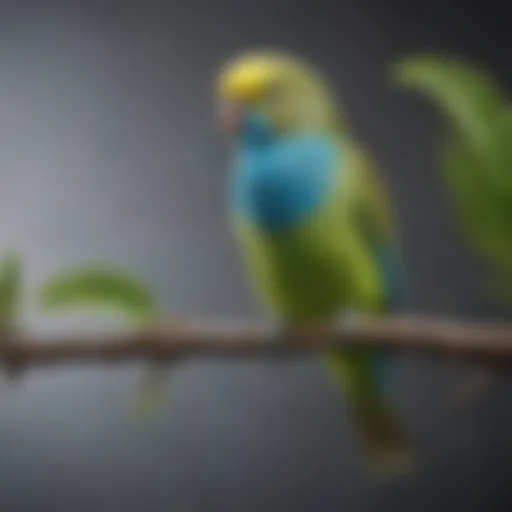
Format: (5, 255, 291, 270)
(215, 49, 414, 475)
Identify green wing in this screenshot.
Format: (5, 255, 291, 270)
(346, 142, 403, 311)
(350, 144, 398, 244)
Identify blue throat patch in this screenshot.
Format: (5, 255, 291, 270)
(231, 112, 339, 233)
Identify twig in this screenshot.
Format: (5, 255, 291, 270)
(0, 313, 510, 370)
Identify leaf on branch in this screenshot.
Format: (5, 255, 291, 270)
(38, 264, 160, 324)
(0, 251, 23, 331)
(392, 54, 512, 305)
(391, 53, 505, 149)
(484, 270, 512, 309)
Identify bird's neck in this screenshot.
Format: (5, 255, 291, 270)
(238, 112, 276, 149)
(239, 131, 273, 150)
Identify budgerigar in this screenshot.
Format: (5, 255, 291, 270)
(215, 50, 414, 474)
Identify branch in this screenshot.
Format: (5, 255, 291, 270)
(0, 313, 511, 372)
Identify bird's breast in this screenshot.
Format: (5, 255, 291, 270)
(231, 137, 338, 233)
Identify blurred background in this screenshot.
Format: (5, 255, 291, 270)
(0, 0, 510, 510)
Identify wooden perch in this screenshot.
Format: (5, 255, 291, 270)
(0, 313, 511, 371)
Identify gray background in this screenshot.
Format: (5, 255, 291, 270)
(0, 0, 510, 510)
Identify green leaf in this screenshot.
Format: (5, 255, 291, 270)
(439, 106, 512, 273)
(392, 54, 505, 153)
(392, 54, 512, 305)
(484, 270, 512, 311)
(0, 251, 23, 331)
(442, 139, 512, 269)
(38, 264, 160, 324)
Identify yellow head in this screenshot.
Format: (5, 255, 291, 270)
(215, 50, 339, 138)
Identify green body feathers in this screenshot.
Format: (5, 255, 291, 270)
(233, 140, 387, 320)
(233, 134, 412, 474)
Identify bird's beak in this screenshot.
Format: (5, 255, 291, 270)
(216, 98, 245, 133)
